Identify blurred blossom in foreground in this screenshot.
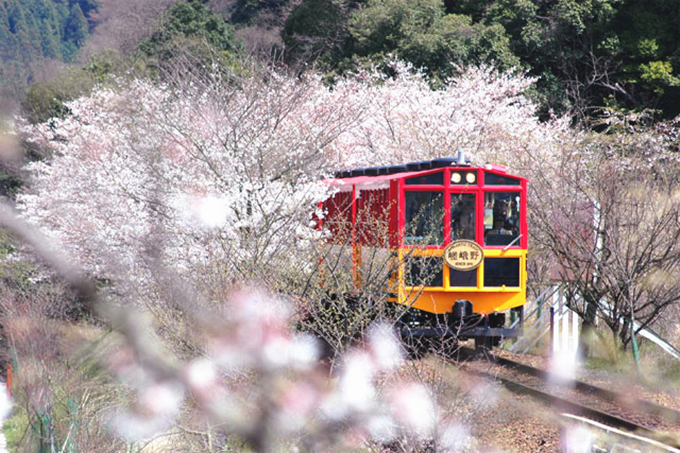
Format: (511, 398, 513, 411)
(367, 322, 404, 370)
(113, 379, 185, 440)
(387, 382, 437, 435)
(467, 380, 499, 410)
(561, 425, 593, 452)
(179, 193, 230, 229)
(548, 350, 578, 384)
(440, 423, 472, 451)
(0, 384, 11, 424)
(109, 289, 464, 450)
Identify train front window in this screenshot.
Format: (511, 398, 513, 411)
(484, 192, 521, 246)
(485, 173, 521, 186)
(484, 258, 520, 287)
(405, 191, 443, 245)
(451, 193, 476, 241)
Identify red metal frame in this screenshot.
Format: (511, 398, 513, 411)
(321, 166, 528, 251)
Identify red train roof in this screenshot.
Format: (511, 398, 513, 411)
(324, 165, 526, 188)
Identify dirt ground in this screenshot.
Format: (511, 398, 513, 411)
(455, 370, 561, 452)
(414, 343, 680, 452)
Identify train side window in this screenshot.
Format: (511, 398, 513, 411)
(405, 191, 443, 245)
(405, 172, 444, 185)
(449, 269, 477, 287)
(405, 256, 443, 287)
(484, 192, 521, 246)
(451, 193, 476, 241)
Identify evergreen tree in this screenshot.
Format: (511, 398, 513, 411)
(65, 4, 88, 48)
(138, 0, 242, 75)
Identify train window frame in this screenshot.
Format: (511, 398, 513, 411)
(483, 172, 521, 186)
(483, 257, 521, 287)
(405, 170, 445, 186)
(403, 190, 444, 246)
(405, 255, 444, 288)
(482, 190, 523, 248)
(450, 192, 476, 241)
(400, 168, 525, 250)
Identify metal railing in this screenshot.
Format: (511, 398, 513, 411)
(508, 284, 564, 354)
(509, 284, 680, 362)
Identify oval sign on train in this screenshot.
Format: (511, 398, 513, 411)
(443, 240, 484, 271)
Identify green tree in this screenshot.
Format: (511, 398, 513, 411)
(137, 0, 243, 80)
(21, 49, 132, 124)
(65, 4, 88, 49)
(0, 0, 100, 107)
(283, 0, 349, 65)
(74, 0, 98, 19)
(461, 0, 680, 120)
(347, 0, 519, 78)
(140, 0, 241, 58)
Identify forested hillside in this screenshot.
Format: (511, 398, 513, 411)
(0, 0, 96, 103)
(3, 0, 680, 121)
(281, 0, 680, 120)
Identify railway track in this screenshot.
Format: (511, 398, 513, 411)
(455, 347, 680, 450)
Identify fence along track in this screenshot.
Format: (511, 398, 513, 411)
(511, 284, 680, 362)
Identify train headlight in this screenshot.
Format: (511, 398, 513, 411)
(466, 172, 476, 184)
(451, 172, 462, 183)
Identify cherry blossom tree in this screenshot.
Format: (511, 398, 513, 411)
(332, 61, 570, 172)
(18, 60, 569, 301)
(9, 58, 589, 449)
(18, 68, 363, 298)
(529, 124, 680, 351)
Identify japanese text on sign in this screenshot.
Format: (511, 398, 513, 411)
(443, 240, 484, 271)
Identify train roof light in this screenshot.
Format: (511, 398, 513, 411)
(466, 172, 476, 184)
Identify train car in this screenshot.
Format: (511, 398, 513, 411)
(319, 152, 527, 349)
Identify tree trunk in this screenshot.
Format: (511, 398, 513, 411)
(576, 295, 598, 359)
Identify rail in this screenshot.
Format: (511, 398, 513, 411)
(561, 414, 680, 452)
(455, 348, 680, 450)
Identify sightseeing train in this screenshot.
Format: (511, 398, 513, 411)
(319, 153, 527, 349)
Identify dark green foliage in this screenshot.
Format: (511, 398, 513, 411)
(4, 0, 680, 121)
(230, 0, 292, 25)
(140, 0, 241, 58)
(283, 0, 348, 64)
(474, 0, 680, 119)
(348, 0, 519, 76)
(284, 0, 519, 79)
(0, 0, 97, 63)
(136, 0, 243, 82)
(284, 0, 680, 120)
(0, 0, 100, 110)
(20, 49, 132, 124)
(21, 82, 71, 125)
(65, 4, 88, 48)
